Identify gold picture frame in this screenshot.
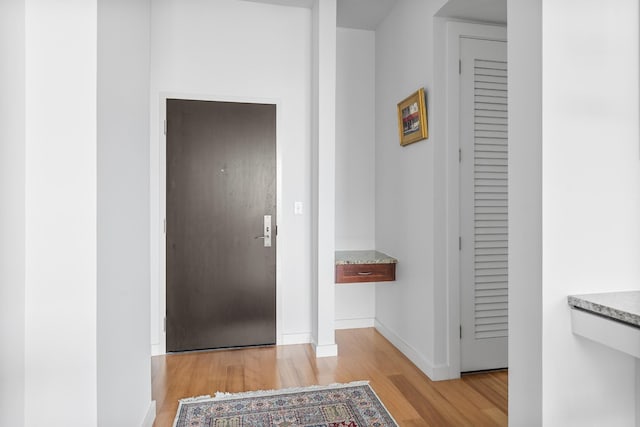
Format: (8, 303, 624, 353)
(397, 88, 428, 146)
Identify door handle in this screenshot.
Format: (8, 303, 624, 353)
(254, 215, 272, 247)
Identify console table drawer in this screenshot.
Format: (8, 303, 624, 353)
(335, 263, 396, 284)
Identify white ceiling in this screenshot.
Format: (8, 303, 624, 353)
(242, 0, 506, 31)
(240, 0, 313, 9)
(241, 0, 396, 30)
(337, 0, 397, 30)
(435, 0, 507, 24)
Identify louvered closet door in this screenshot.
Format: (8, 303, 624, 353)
(459, 36, 508, 372)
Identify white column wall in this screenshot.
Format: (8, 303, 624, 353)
(0, 0, 26, 425)
(507, 0, 543, 423)
(541, 0, 640, 424)
(311, 0, 338, 357)
(509, 0, 640, 424)
(24, 1, 98, 425)
(97, 0, 154, 425)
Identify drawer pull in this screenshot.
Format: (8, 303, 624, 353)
(356, 272, 373, 276)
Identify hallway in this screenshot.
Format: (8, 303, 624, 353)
(152, 328, 507, 426)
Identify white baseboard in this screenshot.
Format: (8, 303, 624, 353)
(313, 342, 338, 358)
(374, 319, 452, 381)
(280, 332, 312, 345)
(335, 318, 375, 330)
(151, 344, 162, 356)
(141, 400, 156, 427)
(280, 334, 338, 358)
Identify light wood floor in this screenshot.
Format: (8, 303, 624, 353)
(151, 328, 507, 426)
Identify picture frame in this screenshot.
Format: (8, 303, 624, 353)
(397, 88, 428, 146)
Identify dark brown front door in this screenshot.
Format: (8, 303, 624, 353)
(166, 99, 276, 352)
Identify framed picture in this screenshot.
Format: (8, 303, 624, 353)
(397, 88, 428, 146)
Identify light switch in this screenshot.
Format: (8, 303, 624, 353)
(294, 202, 303, 215)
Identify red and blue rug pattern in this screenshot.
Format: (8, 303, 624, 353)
(173, 381, 398, 427)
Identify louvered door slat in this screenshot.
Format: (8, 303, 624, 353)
(476, 323, 508, 332)
(475, 247, 508, 255)
(477, 289, 508, 297)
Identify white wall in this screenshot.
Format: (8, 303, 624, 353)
(374, 0, 448, 379)
(541, 0, 640, 424)
(0, 0, 25, 425)
(24, 1, 98, 424)
(149, 0, 313, 350)
(510, 0, 640, 424)
(335, 27, 376, 328)
(335, 28, 376, 252)
(97, 0, 153, 425)
(310, 0, 338, 356)
(3, 3, 154, 424)
(507, 0, 542, 423)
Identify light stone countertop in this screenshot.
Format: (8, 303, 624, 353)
(568, 291, 640, 328)
(335, 250, 398, 265)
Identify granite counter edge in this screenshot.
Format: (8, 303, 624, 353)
(568, 295, 640, 328)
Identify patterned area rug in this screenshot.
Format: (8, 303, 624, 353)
(173, 381, 398, 427)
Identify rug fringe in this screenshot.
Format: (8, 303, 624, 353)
(212, 380, 370, 400)
(177, 394, 212, 403)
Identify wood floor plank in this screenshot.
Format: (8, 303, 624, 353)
(402, 419, 430, 427)
(367, 377, 423, 422)
(425, 379, 504, 425)
(462, 372, 508, 415)
(243, 347, 278, 391)
(151, 328, 508, 426)
(484, 407, 509, 425)
(388, 373, 458, 426)
(225, 365, 245, 393)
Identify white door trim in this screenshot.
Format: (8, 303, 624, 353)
(152, 92, 283, 355)
(444, 21, 507, 377)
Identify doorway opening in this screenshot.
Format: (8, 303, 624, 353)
(438, 18, 508, 376)
(158, 96, 282, 354)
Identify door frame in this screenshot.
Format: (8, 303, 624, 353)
(155, 92, 283, 355)
(444, 22, 507, 377)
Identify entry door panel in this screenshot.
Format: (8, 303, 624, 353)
(166, 99, 276, 352)
(460, 37, 508, 372)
